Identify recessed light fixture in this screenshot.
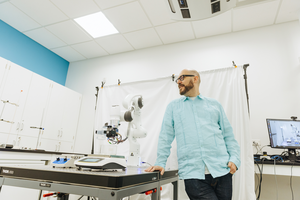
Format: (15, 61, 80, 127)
(74, 12, 118, 38)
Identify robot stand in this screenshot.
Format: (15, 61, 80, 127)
(127, 155, 142, 166)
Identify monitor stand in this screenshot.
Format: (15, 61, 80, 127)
(288, 149, 297, 162)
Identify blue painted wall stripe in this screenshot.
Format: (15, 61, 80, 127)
(0, 20, 69, 86)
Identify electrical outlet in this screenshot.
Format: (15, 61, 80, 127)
(252, 139, 261, 147)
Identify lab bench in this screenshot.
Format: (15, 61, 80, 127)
(0, 165, 178, 200)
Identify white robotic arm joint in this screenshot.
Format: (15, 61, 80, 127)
(103, 94, 147, 149)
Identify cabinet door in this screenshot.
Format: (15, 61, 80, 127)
(12, 73, 51, 138)
(0, 186, 40, 200)
(0, 57, 9, 95)
(38, 138, 58, 151)
(4, 133, 17, 147)
(15, 135, 39, 150)
(60, 89, 82, 142)
(41, 82, 65, 140)
(58, 141, 74, 152)
(0, 132, 10, 146)
(0, 62, 32, 134)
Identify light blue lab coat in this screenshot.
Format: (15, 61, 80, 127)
(154, 94, 241, 179)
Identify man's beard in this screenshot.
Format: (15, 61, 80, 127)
(178, 80, 194, 95)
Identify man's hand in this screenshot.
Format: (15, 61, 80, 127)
(227, 161, 237, 174)
(145, 166, 165, 175)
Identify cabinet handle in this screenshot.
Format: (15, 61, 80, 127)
(20, 123, 24, 131)
(16, 122, 20, 130)
(0, 119, 14, 124)
(17, 137, 21, 146)
(58, 130, 60, 137)
(58, 142, 61, 152)
(0, 100, 19, 107)
(30, 126, 43, 130)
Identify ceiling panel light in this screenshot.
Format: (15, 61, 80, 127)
(74, 12, 118, 38)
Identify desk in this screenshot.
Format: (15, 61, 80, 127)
(0, 165, 178, 200)
(253, 161, 300, 200)
(254, 161, 300, 176)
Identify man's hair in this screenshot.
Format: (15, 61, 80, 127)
(188, 70, 200, 85)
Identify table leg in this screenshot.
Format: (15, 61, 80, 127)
(152, 184, 159, 200)
(0, 177, 3, 193)
(172, 180, 178, 200)
(38, 190, 43, 200)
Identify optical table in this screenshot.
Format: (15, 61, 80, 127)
(0, 165, 178, 200)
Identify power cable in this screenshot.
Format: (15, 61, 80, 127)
(290, 164, 294, 200)
(273, 159, 278, 200)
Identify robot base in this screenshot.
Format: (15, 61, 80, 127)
(127, 155, 141, 167)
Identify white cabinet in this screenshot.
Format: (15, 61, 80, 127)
(0, 151, 52, 200)
(11, 73, 52, 143)
(0, 56, 82, 152)
(60, 87, 81, 142)
(58, 141, 74, 152)
(14, 135, 39, 150)
(40, 82, 81, 152)
(0, 133, 10, 146)
(38, 138, 57, 151)
(0, 62, 32, 134)
(41, 82, 66, 141)
(38, 139, 75, 152)
(0, 186, 41, 200)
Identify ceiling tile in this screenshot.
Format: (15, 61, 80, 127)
(103, 1, 152, 33)
(276, 0, 300, 24)
(50, 0, 101, 19)
(46, 20, 93, 45)
(23, 28, 66, 49)
(139, 0, 175, 26)
(95, 34, 134, 54)
(0, 2, 41, 32)
(155, 22, 195, 44)
(94, 0, 135, 9)
(71, 41, 109, 58)
(233, 0, 280, 32)
(123, 28, 163, 49)
(51, 46, 86, 62)
(10, 0, 69, 26)
(0, 0, 297, 61)
(192, 10, 232, 38)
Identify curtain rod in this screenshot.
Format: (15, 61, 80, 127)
(98, 64, 249, 87)
(198, 64, 248, 74)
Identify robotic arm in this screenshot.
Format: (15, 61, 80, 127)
(102, 94, 147, 166)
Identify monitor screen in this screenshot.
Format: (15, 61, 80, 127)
(267, 119, 300, 149)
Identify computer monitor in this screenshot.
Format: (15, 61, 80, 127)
(266, 118, 300, 161)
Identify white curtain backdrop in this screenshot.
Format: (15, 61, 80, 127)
(94, 66, 255, 200)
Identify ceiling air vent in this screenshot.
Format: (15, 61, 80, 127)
(166, 0, 237, 20)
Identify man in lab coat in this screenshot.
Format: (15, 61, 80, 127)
(145, 69, 240, 200)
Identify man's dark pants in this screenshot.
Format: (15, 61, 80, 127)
(184, 173, 233, 200)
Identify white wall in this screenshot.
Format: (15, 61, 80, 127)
(66, 20, 300, 155)
(66, 20, 300, 200)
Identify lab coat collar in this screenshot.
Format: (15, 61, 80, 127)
(182, 94, 203, 101)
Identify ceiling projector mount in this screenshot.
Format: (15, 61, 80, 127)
(167, 0, 265, 21)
